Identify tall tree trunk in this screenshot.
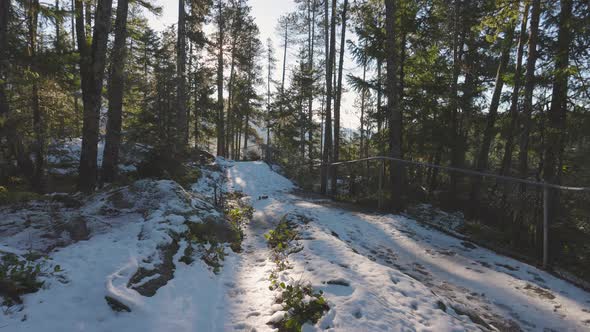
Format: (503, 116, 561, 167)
(0, 0, 9, 120)
(227, 35, 237, 158)
(478, 21, 517, 172)
(543, 0, 572, 220)
(385, 0, 402, 210)
(27, 0, 45, 192)
(55, 0, 61, 51)
(359, 57, 367, 160)
(266, 39, 272, 161)
(320, 0, 336, 195)
(376, 59, 383, 155)
(1, 0, 35, 179)
(307, 0, 316, 168)
(84, 0, 92, 37)
(470, 17, 516, 202)
(101, 0, 129, 183)
(70, 0, 76, 49)
(331, 0, 348, 195)
(176, 0, 188, 150)
(448, 0, 466, 199)
(280, 18, 289, 120)
(76, 0, 114, 193)
(501, 3, 529, 176)
(518, 0, 540, 180)
(216, 0, 225, 157)
(194, 73, 202, 150)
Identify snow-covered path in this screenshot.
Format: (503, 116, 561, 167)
(224, 161, 590, 331)
(3, 160, 590, 331)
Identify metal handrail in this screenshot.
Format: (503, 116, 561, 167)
(329, 155, 590, 268)
(330, 156, 590, 192)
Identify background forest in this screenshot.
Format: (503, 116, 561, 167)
(1, 0, 590, 280)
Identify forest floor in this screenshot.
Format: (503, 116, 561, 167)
(2, 157, 590, 331)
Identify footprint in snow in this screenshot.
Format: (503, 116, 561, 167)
(321, 279, 354, 297)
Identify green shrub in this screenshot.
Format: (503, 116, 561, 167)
(264, 215, 330, 331)
(136, 151, 201, 189)
(0, 253, 56, 306)
(176, 168, 202, 189)
(274, 282, 329, 332)
(0, 188, 43, 206)
(265, 218, 298, 253)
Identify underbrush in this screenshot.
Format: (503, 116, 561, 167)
(136, 151, 201, 189)
(0, 186, 44, 206)
(0, 253, 61, 306)
(179, 194, 253, 274)
(275, 281, 329, 332)
(265, 215, 329, 331)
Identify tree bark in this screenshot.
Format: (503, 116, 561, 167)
(518, 0, 541, 180)
(385, 0, 402, 210)
(331, 0, 348, 195)
(448, 0, 466, 199)
(307, 0, 316, 168)
(26, 0, 45, 192)
(543, 0, 572, 220)
(470, 17, 516, 202)
(0, 0, 9, 120)
(0, 0, 34, 179)
(216, 0, 225, 157)
(176, 0, 188, 150)
(280, 16, 289, 123)
(359, 57, 367, 160)
(101, 0, 129, 183)
(55, 0, 61, 51)
(76, 0, 114, 193)
(320, 0, 336, 195)
(501, 3, 529, 176)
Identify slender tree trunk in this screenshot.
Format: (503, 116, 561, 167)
(321, 0, 336, 195)
(501, 3, 529, 176)
(84, 0, 92, 37)
(307, 0, 316, 166)
(376, 59, 383, 155)
(76, 0, 114, 193)
(70, 0, 76, 49)
(518, 0, 541, 180)
(470, 18, 516, 202)
(477, 22, 517, 173)
(176, 0, 188, 150)
(543, 0, 572, 221)
(331, 0, 348, 195)
(193, 75, 208, 149)
(101, 0, 129, 183)
(227, 37, 237, 158)
(1, 0, 35, 179)
(385, 0, 402, 210)
(266, 39, 272, 161)
(216, 0, 225, 157)
(0, 0, 9, 120)
(448, 0, 466, 199)
(280, 18, 289, 118)
(55, 0, 61, 51)
(27, 0, 45, 192)
(359, 58, 367, 161)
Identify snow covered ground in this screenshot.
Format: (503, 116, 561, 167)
(223, 161, 590, 331)
(2, 159, 590, 331)
(46, 138, 146, 175)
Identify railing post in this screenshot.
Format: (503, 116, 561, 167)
(543, 185, 549, 269)
(378, 159, 384, 210)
